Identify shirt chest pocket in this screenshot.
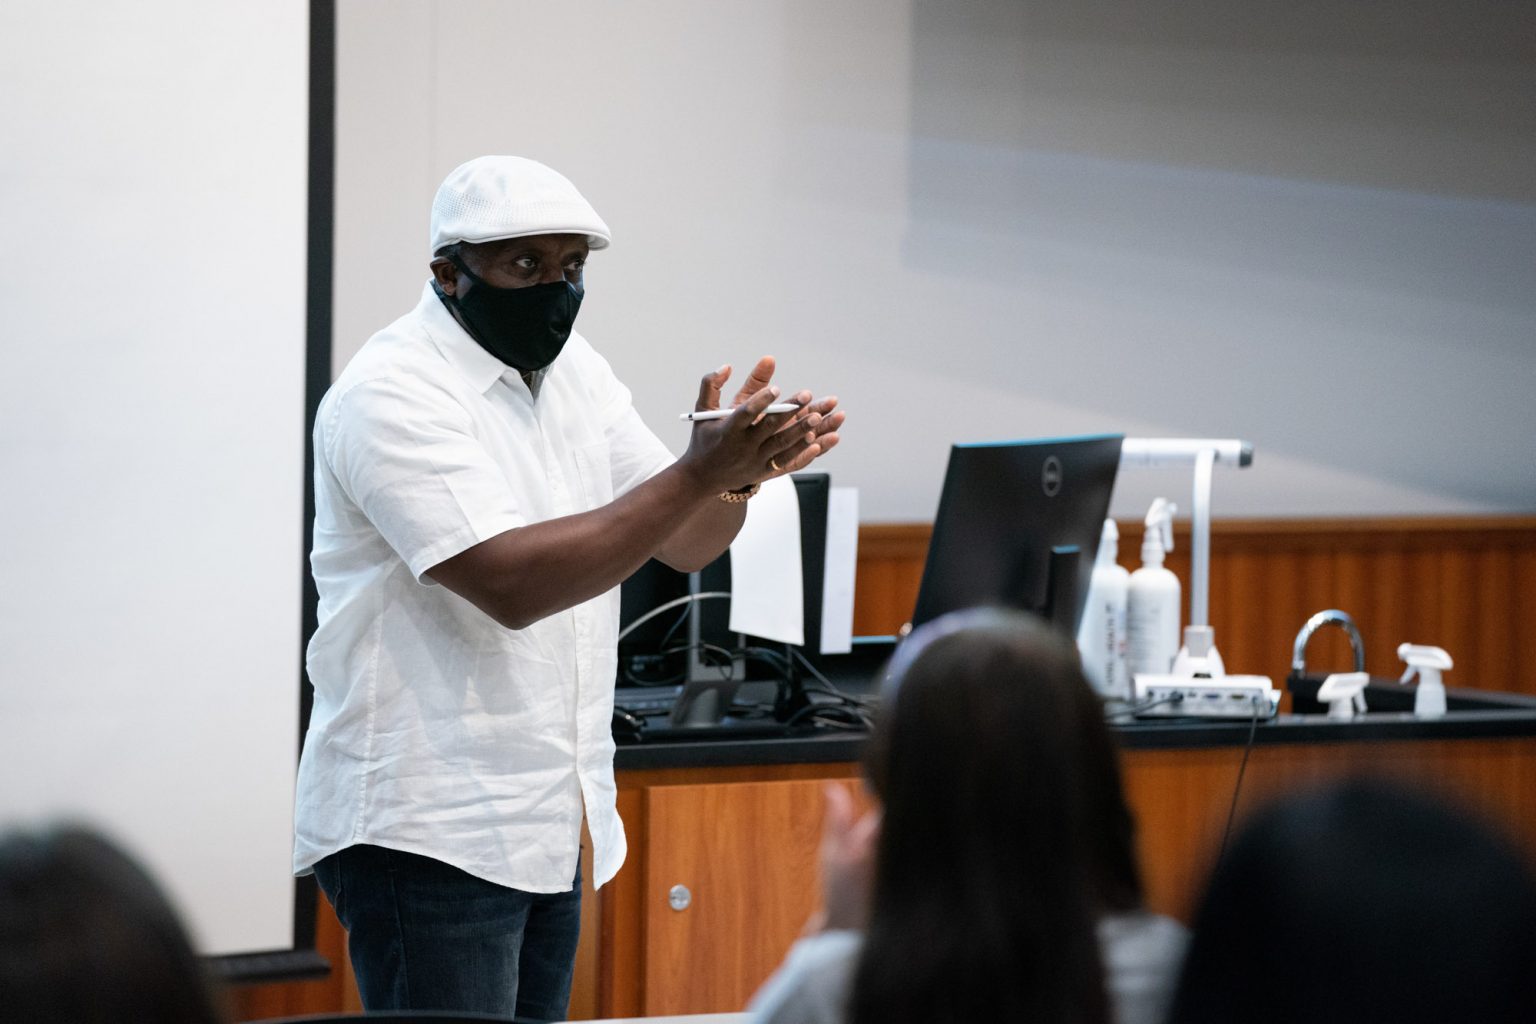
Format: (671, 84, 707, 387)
(572, 439, 615, 511)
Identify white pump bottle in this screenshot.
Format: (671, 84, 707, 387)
(1128, 498, 1181, 680)
(1077, 519, 1131, 700)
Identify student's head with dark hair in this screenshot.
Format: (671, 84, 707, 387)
(849, 607, 1141, 1024)
(1169, 778, 1536, 1024)
(0, 824, 228, 1024)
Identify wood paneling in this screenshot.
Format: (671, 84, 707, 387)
(1123, 738, 1536, 922)
(850, 523, 930, 637)
(854, 517, 1536, 695)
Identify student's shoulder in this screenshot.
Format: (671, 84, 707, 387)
(1100, 910, 1190, 995)
(748, 931, 863, 1024)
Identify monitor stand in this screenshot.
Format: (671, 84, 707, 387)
(671, 569, 745, 727)
(1041, 545, 1082, 638)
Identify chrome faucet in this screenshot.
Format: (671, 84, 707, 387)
(1292, 609, 1366, 675)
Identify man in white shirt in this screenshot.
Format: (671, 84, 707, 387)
(294, 156, 843, 1020)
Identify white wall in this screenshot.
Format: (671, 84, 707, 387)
(334, 0, 1536, 522)
(0, 1, 308, 957)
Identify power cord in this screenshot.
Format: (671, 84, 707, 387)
(1106, 692, 1186, 720)
(1216, 694, 1263, 864)
(788, 647, 879, 710)
(782, 699, 873, 731)
(616, 591, 732, 643)
(740, 645, 877, 728)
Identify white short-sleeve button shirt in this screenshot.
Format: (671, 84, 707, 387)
(293, 283, 676, 893)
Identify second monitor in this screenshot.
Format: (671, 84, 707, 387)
(617, 473, 833, 724)
(910, 434, 1123, 638)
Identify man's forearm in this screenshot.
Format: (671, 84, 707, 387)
(426, 377, 829, 631)
(426, 461, 727, 630)
(655, 492, 748, 572)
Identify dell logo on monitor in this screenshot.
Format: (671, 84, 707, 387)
(1042, 455, 1063, 497)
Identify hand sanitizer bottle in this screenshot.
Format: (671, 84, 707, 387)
(1128, 498, 1181, 680)
(1077, 519, 1131, 700)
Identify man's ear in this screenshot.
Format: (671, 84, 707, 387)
(429, 257, 459, 296)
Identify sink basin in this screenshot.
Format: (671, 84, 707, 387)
(1287, 672, 1536, 715)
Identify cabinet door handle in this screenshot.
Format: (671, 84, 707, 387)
(668, 884, 692, 911)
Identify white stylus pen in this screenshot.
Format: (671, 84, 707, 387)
(679, 403, 800, 422)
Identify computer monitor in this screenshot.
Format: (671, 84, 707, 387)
(616, 473, 833, 720)
(910, 435, 1123, 638)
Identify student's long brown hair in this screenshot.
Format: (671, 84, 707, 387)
(850, 608, 1139, 1024)
(0, 825, 228, 1024)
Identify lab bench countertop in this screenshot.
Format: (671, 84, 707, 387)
(613, 704, 1536, 772)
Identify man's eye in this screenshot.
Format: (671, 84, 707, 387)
(566, 259, 585, 273)
(513, 256, 538, 270)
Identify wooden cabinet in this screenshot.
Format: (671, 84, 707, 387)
(589, 763, 861, 1018)
(641, 780, 835, 1014)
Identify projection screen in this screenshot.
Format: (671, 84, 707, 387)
(0, 0, 315, 961)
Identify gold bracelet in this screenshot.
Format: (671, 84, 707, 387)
(718, 482, 761, 503)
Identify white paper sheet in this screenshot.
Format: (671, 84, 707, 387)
(728, 475, 804, 644)
(820, 486, 859, 654)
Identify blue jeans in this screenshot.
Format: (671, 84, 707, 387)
(313, 844, 581, 1022)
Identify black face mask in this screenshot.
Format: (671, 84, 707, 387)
(435, 254, 584, 372)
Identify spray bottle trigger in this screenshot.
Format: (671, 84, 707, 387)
(1398, 643, 1452, 719)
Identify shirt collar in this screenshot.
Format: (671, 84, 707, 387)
(416, 281, 517, 395)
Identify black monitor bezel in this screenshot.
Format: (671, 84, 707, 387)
(909, 434, 1123, 637)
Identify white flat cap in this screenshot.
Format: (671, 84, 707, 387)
(429, 155, 611, 258)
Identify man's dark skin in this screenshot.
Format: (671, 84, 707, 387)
(425, 233, 845, 630)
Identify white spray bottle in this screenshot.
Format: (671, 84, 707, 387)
(1399, 643, 1452, 719)
(1077, 519, 1131, 700)
(1127, 498, 1181, 680)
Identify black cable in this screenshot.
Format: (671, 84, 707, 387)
(1107, 694, 1185, 720)
(660, 640, 742, 680)
(656, 603, 693, 650)
(619, 660, 684, 687)
(783, 649, 880, 712)
(726, 701, 778, 719)
(783, 701, 873, 731)
(618, 597, 713, 687)
(789, 647, 876, 707)
(739, 644, 794, 677)
(620, 630, 740, 687)
(747, 646, 879, 719)
(1217, 695, 1263, 864)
